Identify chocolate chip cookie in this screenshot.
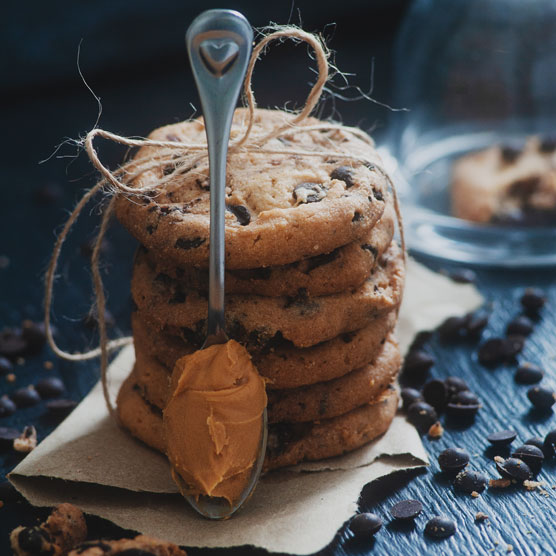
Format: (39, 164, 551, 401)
(115, 108, 389, 269)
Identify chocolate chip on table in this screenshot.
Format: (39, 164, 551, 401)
(438, 447, 470, 474)
(422, 379, 448, 411)
(0, 427, 20, 450)
(348, 512, 383, 537)
(402, 350, 435, 378)
(446, 390, 481, 418)
(408, 331, 433, 352)
(0, 328, 27, 359)
(495, 456, 532, 483)
(10, 386, 41, 408)
(506, 315, 534, 337)
(515, 363, 544, 384)
(293, 182, 327, 204)
(500, 145, 521, 164)
(424, 516, 456, 539)
(21, 320, 47, 355)
(444, 377, 470, 400)
(330, 166, 355, 188)
(511, 444, 544, 473)
(390, 499, 423, 520)
(524, 436, 545, 451)
(401, 388, 423, 411)
(527, 386, 556, 411)
(226, 204, 251, 226)
(463, 311, 489, 339)
(543, 429, 556, 458)
(437, 316, 467, 343)
(454, 469, 488, 494)
(0, 396, 16, 418)
(406, 401, 438, 433)
(45, 399, 78, 419)
(520, 288, 546, 315)
(487, 430, 517, 447)
(35, 377, 65, 399)
(477, 337, 509, 366)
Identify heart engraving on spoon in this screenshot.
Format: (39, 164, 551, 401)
(199, 38, 240, 77)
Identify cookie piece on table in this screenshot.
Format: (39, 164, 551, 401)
(68, 534, 187, 555)
(115, 108, 389, 269)
(11, 503, 87, 556)
(116, 373, 398, 471)
(132, 241, 404, 348)
(145, 202, 396, 297)
(133, 309, 397, 390)
(452, 137, 556, 225)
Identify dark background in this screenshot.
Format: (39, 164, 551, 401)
(2, 2, 556, 556)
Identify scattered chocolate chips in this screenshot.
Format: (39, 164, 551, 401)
(438, 447, 470, 474)
(174, 237, 206, 250)
(454, 470, 488, 494)
(293, 182, 327, 204)
(406, 401, 438, 433)
(477, 337, 510, 366)
(511, 444, 544, 473)
(45, 399, 78, 419)
(514, 363, 544, 384)
(402, 350, 435, 378)
(444, 377, 469, 399)
(437, 316, 467, 343)
(400, 388, 423, 411)
(0, 355, 14, 375)
(10, 386, 41, 408)
(16, 526, 52, 553)
(424, 516, 456, 539)
(527, 386, 556, 410)
(495, 456, 532, 483)
(520, 288, 546, 315)
(446, 390, 481, 419)
(464, 311, 489, 339)
(487, 430, 517, 447)
(0, 396, 16, 418)
(524, 436, 545, 451)
(0, 328, 27, 359)
(21, 321, 49, 355)
(35, 377, 65, 399)
(422, 379, 448, 411)
(390, 499, 423, 520)
(348, 512, 382, 537)
(226, 204, 251, 226)
(543, 429, 556, 458)
(506, 315, 534, 337)
(330, 166, 355, 188)
(500, 145, 521, 164)
(0, 427, 20, 450)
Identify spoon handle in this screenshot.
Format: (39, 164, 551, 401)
(186, 10, 253, 341)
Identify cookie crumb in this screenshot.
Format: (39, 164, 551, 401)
(523, 480, 545, 491)
(489, 478, 511, 488)
(507, 544, 514, 552)
(475, 512, 489, 522)
(428, 421, 444, 439)
(13, 426, 37, 453)
(6, 373, 15, 383)
(494, 455, 505, 464)
(471, 491, 480, 498)
(43, 361, 54, 370)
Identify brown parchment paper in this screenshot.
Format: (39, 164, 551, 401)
(9, 258, 483, 555)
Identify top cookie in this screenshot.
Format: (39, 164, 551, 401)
(115, 108, 388, 269)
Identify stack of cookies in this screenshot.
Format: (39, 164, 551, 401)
(115, 108, 405, 471)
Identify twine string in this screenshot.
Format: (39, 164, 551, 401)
(44, 25, 404, 416)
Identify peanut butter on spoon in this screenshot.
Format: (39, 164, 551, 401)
(163, 340, 267, 505)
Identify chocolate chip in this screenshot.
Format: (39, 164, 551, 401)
(340, 332, 355, 343)
(302, 249, 340, 273)
(402, 350, 435, 378)
(293, 182, 327, 204)
(437, 316, 467, 343)
(511, 444, 544, 472)
(227, 204, 251, 226)
(495, 457, 532, 483)
(446, 390, 481, 419)
(543, 429, 556, 458)
(351, 211, 363, 222)
(10, 386, 41, 408)
(524, 436, 545, 451)
(0, 396, 16, 418)
(500, 145, 521, 163)
(454, 470, 488, 494)
(527, 386, 556, 410)
(330, 166, 355, 187)
(504, 335, 526, 359)
(17, 526, 51, 553)
(163, 164, 175, 176)
(361, 244, 378, 259)
(372, 187, 384, 201)
(0, 356, 13, 375)
(438, 447, 470, 474)
(146, 224, 155, 235)
(401, 388, 423, 411)
(409, 331, 433, 352)
(514, 363, 544, 384)
(390, 499, 423, 520)
(0, 427, 20, 450)
(348, 512, 383, 537)
(175, 237, 206, 250)
(46, 399, 78, 419)
(406, 401, 438, 433)
(446, 268, 476, 284)
(506, 315, 534, 337)
(424, 516, 456, 538)
(463, 312, 489, 339)
(284, 288, 309, 309)
(520, 288, 546, 315)
(35, 377, 65, 399)
(444, 377, 470, 400)
(487, 430, 517, 447)
(422, 379, 448, 411)
(539, 135, 556, 153)
(477, 337, 508, 366)
(169, 289, 186, 304)
(0, 328, 27, 359)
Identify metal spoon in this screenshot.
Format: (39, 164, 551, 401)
(184, 9, 267, 520)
